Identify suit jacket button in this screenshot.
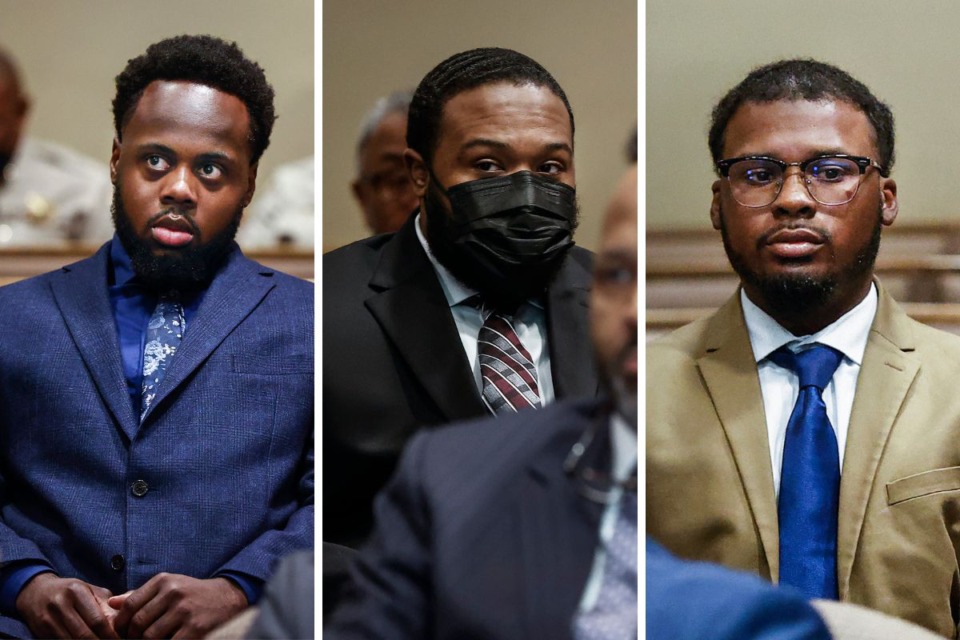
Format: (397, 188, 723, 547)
(110, 554, 125, 571)
(131, 480, 149, 497)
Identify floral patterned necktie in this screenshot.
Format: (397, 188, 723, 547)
(140, 291, 185, 421)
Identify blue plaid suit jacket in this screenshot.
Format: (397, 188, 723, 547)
(0, 243, 313, 637)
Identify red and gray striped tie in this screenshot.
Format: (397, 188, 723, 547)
(477, 306, 542, 414)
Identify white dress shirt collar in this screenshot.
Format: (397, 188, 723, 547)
(414, 212, 477, 308)
(742, 282, 877, 364)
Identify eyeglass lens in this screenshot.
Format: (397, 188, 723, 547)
(727, 157, 863, 207)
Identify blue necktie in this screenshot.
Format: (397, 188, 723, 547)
(140, 292, 185, 421)
(767, 344, 843, 599)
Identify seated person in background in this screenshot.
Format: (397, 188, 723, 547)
(647, 58, 960, 637)
(327, 147, 637, 640)
(236, 155, 314, 250)
(323, 47, 598, 549)
(0, 34, 313, 639)
(350, 89, 418, 236)
(0, 45, 112, 245)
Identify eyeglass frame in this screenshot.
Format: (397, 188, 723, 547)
(715, 154, 884, 208)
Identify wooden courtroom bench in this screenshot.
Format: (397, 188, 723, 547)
(0, 245, 314, 286)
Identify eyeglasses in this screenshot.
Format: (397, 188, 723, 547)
(716, 154, 883, 207)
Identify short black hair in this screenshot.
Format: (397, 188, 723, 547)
(709, 59, 895, 176)
(407, 47, 574, 164)
(113, 34, 276, 164)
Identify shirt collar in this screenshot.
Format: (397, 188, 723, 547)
(610, 412, 637, 483)
(742, 282, 878, 365)
(109, 234, 137, 288)
(414, 211, 477, 308)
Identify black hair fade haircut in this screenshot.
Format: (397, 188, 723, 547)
(407, 47, 575, 164)
(112, 34, 276, 164)
(708, 59, 895, 176)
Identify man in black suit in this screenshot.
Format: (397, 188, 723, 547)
(326, 149, 636, 640)
(323, 47, 597, 547)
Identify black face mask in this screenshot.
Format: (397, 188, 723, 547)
(425, 170, 578, 310)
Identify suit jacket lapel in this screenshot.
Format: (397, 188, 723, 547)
(140, 248, 276, 425)
(696, 294, 781, 579)
(365, 219, 486, 422)
(547, 251, 597, 399)
(50, 245, 139, 440)
(518, 428, 603, 639)
(836, 284, 919, 597)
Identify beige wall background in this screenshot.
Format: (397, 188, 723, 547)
(323, 0, 638, 252)
(649, 0, 960, 230)
(0, 0, 313, 217)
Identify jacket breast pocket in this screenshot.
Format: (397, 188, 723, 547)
(231, 353, 313, 375)
(886, 467, 960, 506)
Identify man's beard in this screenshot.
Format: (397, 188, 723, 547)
(422, 180, 575, 311)
(602, 344, 637, 428)
(111, 185, 242, 291)
(719, 204, 883, 319)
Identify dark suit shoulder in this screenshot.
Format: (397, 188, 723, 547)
(566, 244, 594, 271)
(323, 234, 393, 279)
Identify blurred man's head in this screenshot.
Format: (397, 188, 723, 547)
(351, 90, 417, 235)
(591, 164, 637, 424)
(405, 48, 579, 310)
(110, 35, 275, 290)
(0, 47, 30, 183)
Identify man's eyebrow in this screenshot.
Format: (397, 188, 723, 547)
(544, 141, 573, 155)
(135, 142, 177, 156)
(196, 151, 233, 164)
(596, 249, 636, 263)
(459, 139, 574, 155)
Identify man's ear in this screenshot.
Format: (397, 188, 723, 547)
(242, 162, 259, 208)
(880, 177, 898, 226)
(109, 138, 121, 184)
(404, 148, 428, 198)
(710, 180, 723, 230)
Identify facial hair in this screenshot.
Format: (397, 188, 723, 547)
(422, 178, 577, 311)
(719, 203, 883, 319)
(111, 183, 243, 291)
(602, 343, 637, 428)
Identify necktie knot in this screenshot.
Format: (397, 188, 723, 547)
(474, 297, 541, 414)
(769, 344, 843, 391)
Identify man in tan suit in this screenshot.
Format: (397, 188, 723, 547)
(648, 59, 960, 638)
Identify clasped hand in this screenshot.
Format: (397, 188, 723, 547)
(17, 572, 247, 639)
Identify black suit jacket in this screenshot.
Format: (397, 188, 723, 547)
(322, 215, 597, 545)
(327, 399, 607, 640)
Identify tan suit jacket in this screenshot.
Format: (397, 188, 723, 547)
(648, 283, 960, 638)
